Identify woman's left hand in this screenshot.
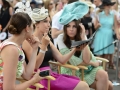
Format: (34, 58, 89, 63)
(79, 23, 86, 39)
(26, 35, 40, 50)
(79, 23, 85, 34)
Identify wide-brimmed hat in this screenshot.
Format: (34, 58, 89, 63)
(32, 7, 48, 22)
(59, 1, 89, 25)
(101, 0, 116, 6)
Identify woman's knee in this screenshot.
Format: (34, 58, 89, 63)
(74, 81, 90, 90)
(96, 70, 108, 82)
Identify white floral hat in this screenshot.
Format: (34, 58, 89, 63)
(32, 7, 48, 22)
(15, 1, 35, 23)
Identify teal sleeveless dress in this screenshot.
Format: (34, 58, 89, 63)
(93, 11, 115, 55)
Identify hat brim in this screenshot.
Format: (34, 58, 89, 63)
(99, 2, 116, 9)
(103, 2, 116, 6)
(109, 2, 116, 6)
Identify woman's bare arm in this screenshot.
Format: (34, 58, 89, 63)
(50, 41, 76, 64)
(1, 45, 37, 90)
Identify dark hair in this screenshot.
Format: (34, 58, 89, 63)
(91, 0, 94, 3)
(68, 0, 79, 4)
(63, 20, 82, 57)
(8, 12, 32, 34)
(2, 0, 11, 8)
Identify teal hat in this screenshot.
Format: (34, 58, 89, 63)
(59, 1, 89, 25)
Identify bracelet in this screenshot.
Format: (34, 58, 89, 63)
(39, 49, 46, 54)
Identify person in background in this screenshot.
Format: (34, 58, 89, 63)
(54, 1, 62, 14)
(80, 0, 96, 52)
(90, 0, 100, 20)
(36, 0, 44, 8)
(93, 0, 102, 7)
(81, 0, 96, 39)
(93, 0, 119, 70)
(0, 0, 13, 40)
(30, 0, 37, 9)
(43, 0, 55, 19)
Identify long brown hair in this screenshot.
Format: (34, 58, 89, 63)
(63, 19, 82, 57)
(42, 0, 51, 11)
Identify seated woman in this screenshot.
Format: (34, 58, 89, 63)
(22, 5, 90, 90)
(57, 2, 113, 90)
(0, 12, 42, 89)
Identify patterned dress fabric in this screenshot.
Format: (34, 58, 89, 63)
(0, 41, 25, 89)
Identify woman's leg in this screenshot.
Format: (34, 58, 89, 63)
(108, 81, 113, 90)
(108, 54, 116, 69)
(89, 80, 97, 89)
(90, 70, 109, 90)
(90, 80, 113, 90)
(73, 81, 90, 90)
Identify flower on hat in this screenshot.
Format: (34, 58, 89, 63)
(15, 1, 35, 23)
(32, 7, 48, 22)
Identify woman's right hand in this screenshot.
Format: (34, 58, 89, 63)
(41, 33, 50, 47)
(32, 70, 44, 83)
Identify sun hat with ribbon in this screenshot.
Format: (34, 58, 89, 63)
(59, 1, 89, 25)
(31, 7, 48, 22)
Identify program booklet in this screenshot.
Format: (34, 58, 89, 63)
(71, 31, 97, 48)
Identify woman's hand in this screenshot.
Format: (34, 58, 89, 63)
(32, 70, 44, 83)
(89, 61, 100, 67)
(41, 33, 50, 47)
(79, 23, 86, 40)
(96, 23, 101, 29)
(76, 43, 88, 51)
(79, 23, 85, 34)
(26, 35, 40, 50)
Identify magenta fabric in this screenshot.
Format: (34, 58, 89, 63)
(30, 67, 80, 90)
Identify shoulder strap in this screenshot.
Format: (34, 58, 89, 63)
(0, 41, 19, 52)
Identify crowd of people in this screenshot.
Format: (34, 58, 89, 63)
(0, 0, 120, 90)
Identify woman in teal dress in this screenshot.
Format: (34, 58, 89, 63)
(93, 0, 119, 69)
(57, 1, 113, 90)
